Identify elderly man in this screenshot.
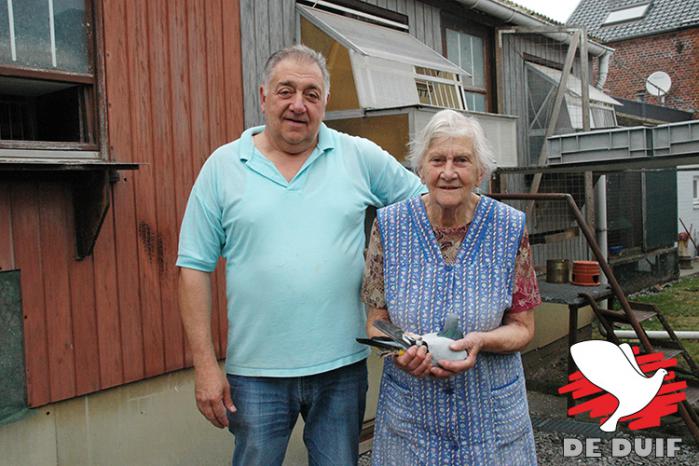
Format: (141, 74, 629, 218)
(177, 45, 423, 465)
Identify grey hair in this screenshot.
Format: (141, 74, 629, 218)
(262, 44, 331, 98)
(407, 109, 496, 179)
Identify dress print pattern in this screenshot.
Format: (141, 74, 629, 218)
(371, 195, 538, 466)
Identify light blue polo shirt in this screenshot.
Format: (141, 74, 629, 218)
(177, 123, 424, 377)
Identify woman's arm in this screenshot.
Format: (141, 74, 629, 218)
(430, 310, 535, 378)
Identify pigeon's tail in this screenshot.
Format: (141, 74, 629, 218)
(600, 415, 620, 432)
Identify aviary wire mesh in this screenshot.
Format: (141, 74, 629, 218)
(494, 171, 593, 275)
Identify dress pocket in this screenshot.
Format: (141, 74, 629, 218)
(491, 376, 530, 446)
(380, 372, 416, 439)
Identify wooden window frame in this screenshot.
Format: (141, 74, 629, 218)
(0, 0, 105, 158)
(441, 15, 494, 112)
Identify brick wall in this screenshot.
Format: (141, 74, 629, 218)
(599, 28, 699, 116)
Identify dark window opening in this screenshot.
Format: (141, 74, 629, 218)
(0, 76, 87, 143)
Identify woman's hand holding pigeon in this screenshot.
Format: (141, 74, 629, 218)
(431, 332, 484, 378)
(394, 345, 433, 378)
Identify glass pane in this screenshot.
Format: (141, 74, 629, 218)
(13, 0, 52, 69)
(54, 0, 89, 73)
(470, 35, 484, 88)
(0, 3, 10, 64)
(465, 91, 486, 112)
(446, 28, 459, 64)
(460, 34, 473, 87)
(2, 0, 88, 73)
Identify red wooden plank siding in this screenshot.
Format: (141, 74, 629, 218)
(0, 185, 15, 270)
(69, 230, 101, 395)
(102, 0, 145, 384)
(11, 183, 50, 406)
(168, 0, 193, 365)
(223, 0, 245, 140)
(38, 184, 77, 401)
(91, 201, 124, 389)
(147, 0, 184, 371)
(128, 0, 166, 377)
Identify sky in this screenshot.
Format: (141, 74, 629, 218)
(507, 0, 583, 23)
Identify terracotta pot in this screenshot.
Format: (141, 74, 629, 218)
(571, 260, 600, 286)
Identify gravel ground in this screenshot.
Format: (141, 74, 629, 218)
(534, 428, 699, 465)
(357, 389, 699, 465)
(359, 425, 699, 465)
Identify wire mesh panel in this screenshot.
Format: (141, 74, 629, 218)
(493, 167, 679, 292)
(494, 172, 593, 275)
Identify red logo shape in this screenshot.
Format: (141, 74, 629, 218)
(559, 346, 687, 430)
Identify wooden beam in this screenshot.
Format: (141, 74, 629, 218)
(527, 30, 581, 216)
(585, 171, 595, 231)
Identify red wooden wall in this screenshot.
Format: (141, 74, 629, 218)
(0, 0, 243, 407)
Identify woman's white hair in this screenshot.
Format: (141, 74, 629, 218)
(407, 109, 496, 179)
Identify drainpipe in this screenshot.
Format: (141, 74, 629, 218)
(456, 0, 613, 57)
(595, 175, 608, 308)
(596, 50, 612, 89)
(595, 175, 608, 264)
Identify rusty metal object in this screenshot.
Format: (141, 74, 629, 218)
(546, 259, 570, 283)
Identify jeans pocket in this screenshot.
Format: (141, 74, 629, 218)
(491, 376, 530, 446)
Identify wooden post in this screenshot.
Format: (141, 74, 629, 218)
(580, 27, 590, 132)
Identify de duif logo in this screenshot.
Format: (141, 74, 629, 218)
(559, 340, 687, 431)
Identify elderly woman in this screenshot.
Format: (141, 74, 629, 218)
(361, 109, 540, 465)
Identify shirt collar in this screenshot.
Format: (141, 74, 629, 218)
(238, 123, 334, 162)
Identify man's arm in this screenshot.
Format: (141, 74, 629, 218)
(179, 267, 235, 428)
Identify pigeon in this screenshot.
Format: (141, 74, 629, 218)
(570, 340, 667, 432)
(356, 313, 468, 367)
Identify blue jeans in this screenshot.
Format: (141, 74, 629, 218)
(226, 360, 368, 466)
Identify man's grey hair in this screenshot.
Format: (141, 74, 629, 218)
(262, 44, 331, 98)
(407, 109, 496, 179)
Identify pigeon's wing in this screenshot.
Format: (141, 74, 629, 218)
(356, 337, 406, 352)
(619, 343, 645, 377)
(372, 320, 414, 349)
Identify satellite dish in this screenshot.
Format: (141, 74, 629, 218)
(645, 71, 672, 96)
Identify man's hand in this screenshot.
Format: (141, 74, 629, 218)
(194, 364, 236, 428)
(430, 332, 484, 379)
(393, 345, 433, 378)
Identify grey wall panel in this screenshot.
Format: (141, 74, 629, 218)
(240, 0, 260, 128)
(240, 0, 296, 127)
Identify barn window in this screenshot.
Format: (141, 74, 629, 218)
(0, 0, 99, 159)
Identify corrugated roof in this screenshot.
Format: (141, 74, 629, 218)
(567, 0, 699, 43)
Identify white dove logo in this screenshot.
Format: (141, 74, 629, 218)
(570, 340, 668, 432)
